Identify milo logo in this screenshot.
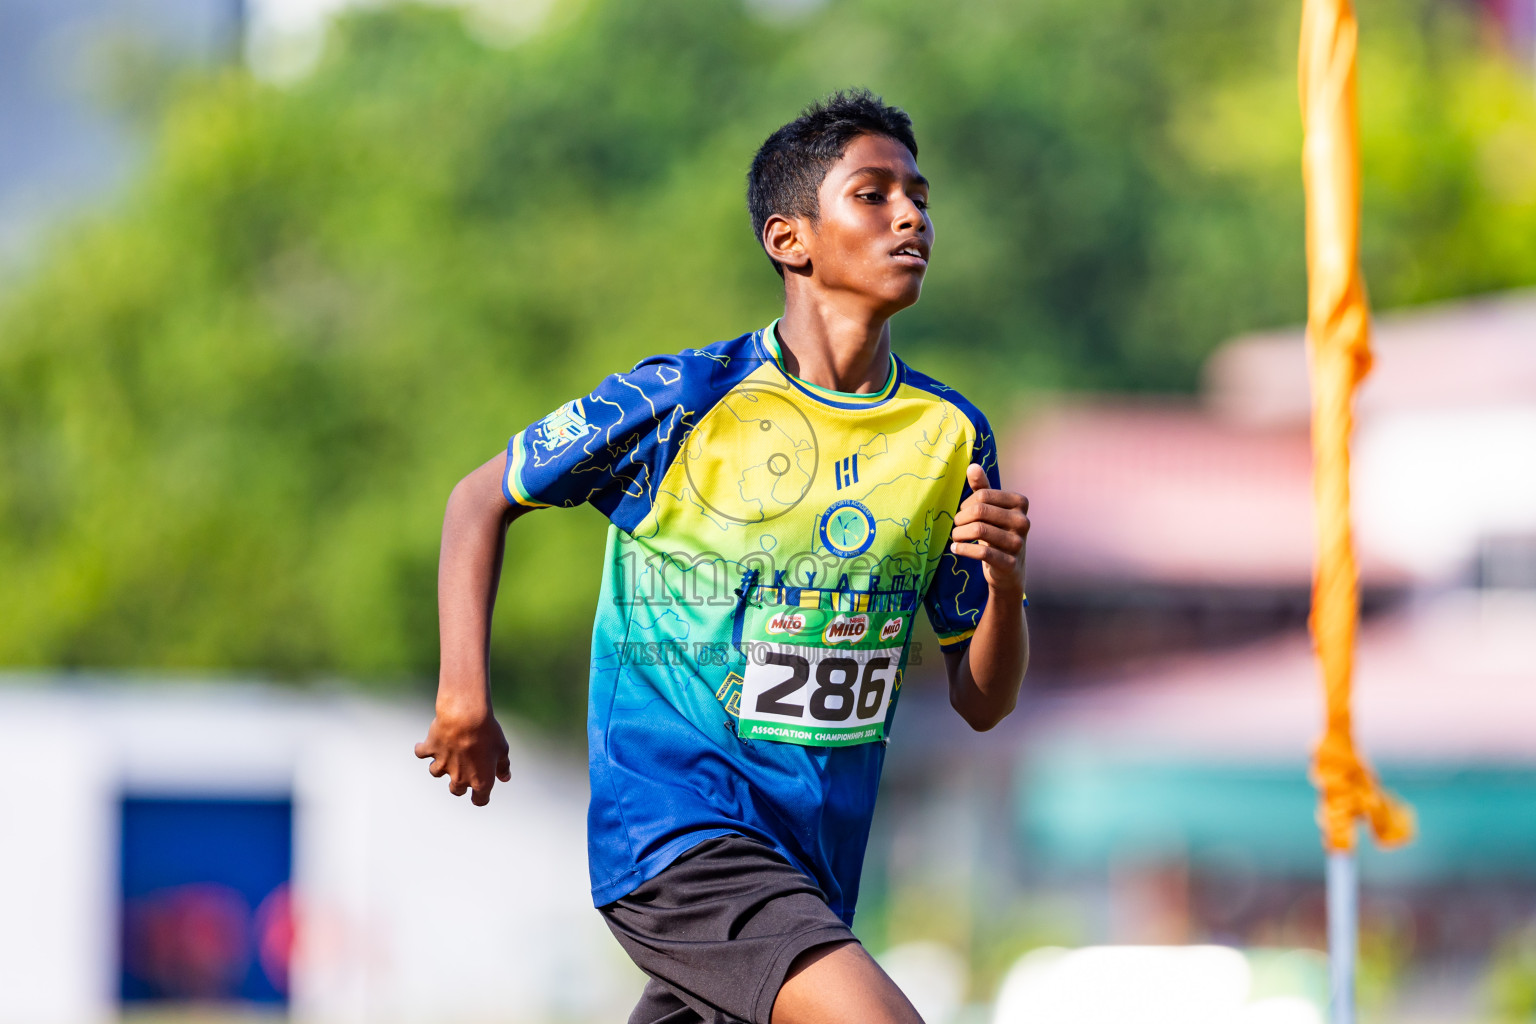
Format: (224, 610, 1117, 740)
(822, 614, 869, 646)
(880, 616, 905, 643)
(766, 611, 807, 636)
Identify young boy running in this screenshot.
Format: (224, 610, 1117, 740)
(416, 90, 1031, 1024)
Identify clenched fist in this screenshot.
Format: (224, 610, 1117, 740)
(948, 463, 1029, 598)
(415, 700, 512, 807)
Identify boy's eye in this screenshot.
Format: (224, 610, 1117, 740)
(857, 191, 883, 203)
(913, 196, 929, 210)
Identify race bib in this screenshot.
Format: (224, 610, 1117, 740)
(737, 595, 912, 747)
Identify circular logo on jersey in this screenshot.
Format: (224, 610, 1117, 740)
(820, 500, 876, 558)
(683, 388, 818, 524)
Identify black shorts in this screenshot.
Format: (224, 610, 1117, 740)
(599, 834, 858, 1024)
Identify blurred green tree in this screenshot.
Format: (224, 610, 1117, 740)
(1, 0, 1533, 727)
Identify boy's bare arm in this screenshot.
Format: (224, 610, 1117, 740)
(414, 451, 532, 806)
(942, 463, 1030, 731)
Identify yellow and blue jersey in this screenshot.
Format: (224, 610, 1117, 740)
(505, 322, 1000, 922)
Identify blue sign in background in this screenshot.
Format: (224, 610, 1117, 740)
(119, 797, 293, 1005)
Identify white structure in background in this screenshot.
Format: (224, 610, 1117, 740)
(1208, 289, 1536, 584)
(0, 678, 642, 1024)
(992, 946, 1323, 1024)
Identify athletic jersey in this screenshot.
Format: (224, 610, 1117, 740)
(503, 322, 1002, 923)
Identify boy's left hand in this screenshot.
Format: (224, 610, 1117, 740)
(949, 463, 1029, 597)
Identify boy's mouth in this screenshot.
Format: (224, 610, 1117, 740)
(890, 240, 929, 268)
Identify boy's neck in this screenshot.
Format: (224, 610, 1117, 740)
(774, 290, 893, 395)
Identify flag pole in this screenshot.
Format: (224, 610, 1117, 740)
(1326, 851, 1358, 1024)
(1298, 2, 1414, 1020)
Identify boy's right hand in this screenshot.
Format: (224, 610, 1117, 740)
(414, 699, 512, 806)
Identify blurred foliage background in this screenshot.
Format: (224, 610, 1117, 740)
(2, 0, 1535, 728)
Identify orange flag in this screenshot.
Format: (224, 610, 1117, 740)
(1299, 0, 1414, 853)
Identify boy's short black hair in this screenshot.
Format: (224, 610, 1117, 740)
(748, 89, 918, 275)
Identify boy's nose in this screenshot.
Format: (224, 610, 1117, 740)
(893, 201, 927, 233)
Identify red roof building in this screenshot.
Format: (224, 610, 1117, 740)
(1006, 290, 1536, 673)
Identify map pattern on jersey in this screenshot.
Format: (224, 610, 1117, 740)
(504, 324, 999, 922)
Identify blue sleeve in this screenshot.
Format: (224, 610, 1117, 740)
(503, 354, 691, 531)
(923, 408, 1006, 649)
(503, 343, 757, 532)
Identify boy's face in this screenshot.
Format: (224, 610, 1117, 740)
(776, 133, 932, 313)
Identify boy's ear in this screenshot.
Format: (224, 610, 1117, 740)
(762, 214, 811, 271)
